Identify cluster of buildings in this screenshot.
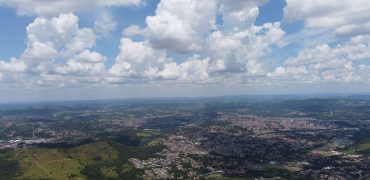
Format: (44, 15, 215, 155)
(300, 155, 370, 179)
(0, 138, 55, 149)
(1, 105, 370, 179)
(130, 135, 208, 179)
(128, 113, 370, 179)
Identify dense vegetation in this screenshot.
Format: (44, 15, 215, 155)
(0, 150, 19, 179)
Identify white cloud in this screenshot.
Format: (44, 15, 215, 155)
(66, 28, 96, 56)
(103, 0, 144, 6)
(0, 0, 141, 40)
(284, 0, 370, 36)
(159, 56, 209, 82)
(22, 13, 97, 74)
(108, 38, 167, 80)
(109, 0, 286, 85)
(25, 13, 96, 58)
(0, 58, 26, 73)
(108, 38, 211, 83)
(145, 0, 218, 53)
(75, 50, 107, 64)
(219, 0, 267, 32)
(269, 36, 370, 83)
(122, 25, 143, 37)
(94, 12, 117, 38)
(267, 66, 311, 82)
(56, 50, 106, 77)
(207, 22, 285, 75)
(0, 13, 107, 87)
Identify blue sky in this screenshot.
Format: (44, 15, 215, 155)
(0, 1, 158, 63)
(0, 0, 295, 63)
(0, 7, 30, 59)
(0, 0, 370, 102)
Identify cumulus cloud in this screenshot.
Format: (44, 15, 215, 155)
(104, 0, 290, 88)
(122, 25, 143, 37)
(0, 58, 27, 73)
(0, 0, 289, 90)
(107, 0, 286, 85)
(22, 13, 97, 74)
(25, 13, 96, 58)
(159, 56, 210, 82)
(0, 0, 143, 38)
(108, 38, 167, 80)
(0, 13, 106, 88)
(108, 38, 211, 83)
(94, 12, 118, 38)
(268, 36, 370, 83)
(9, 0, 365, 91)
(219, 0, 268, 32)
(284, 0, 370, 36)
(207, 22, 285, 75)
(0, 0, 369, 98)
(267, 0, 370, 85)
(145, 0, 218, 53)
(56, 50, 106, 77)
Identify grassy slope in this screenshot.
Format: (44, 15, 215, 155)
(13, 141, 119, 180)
(15, 148, 84, 180)
(346, 138, 370, 155)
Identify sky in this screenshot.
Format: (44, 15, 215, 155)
(0, 0, 370, 102)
